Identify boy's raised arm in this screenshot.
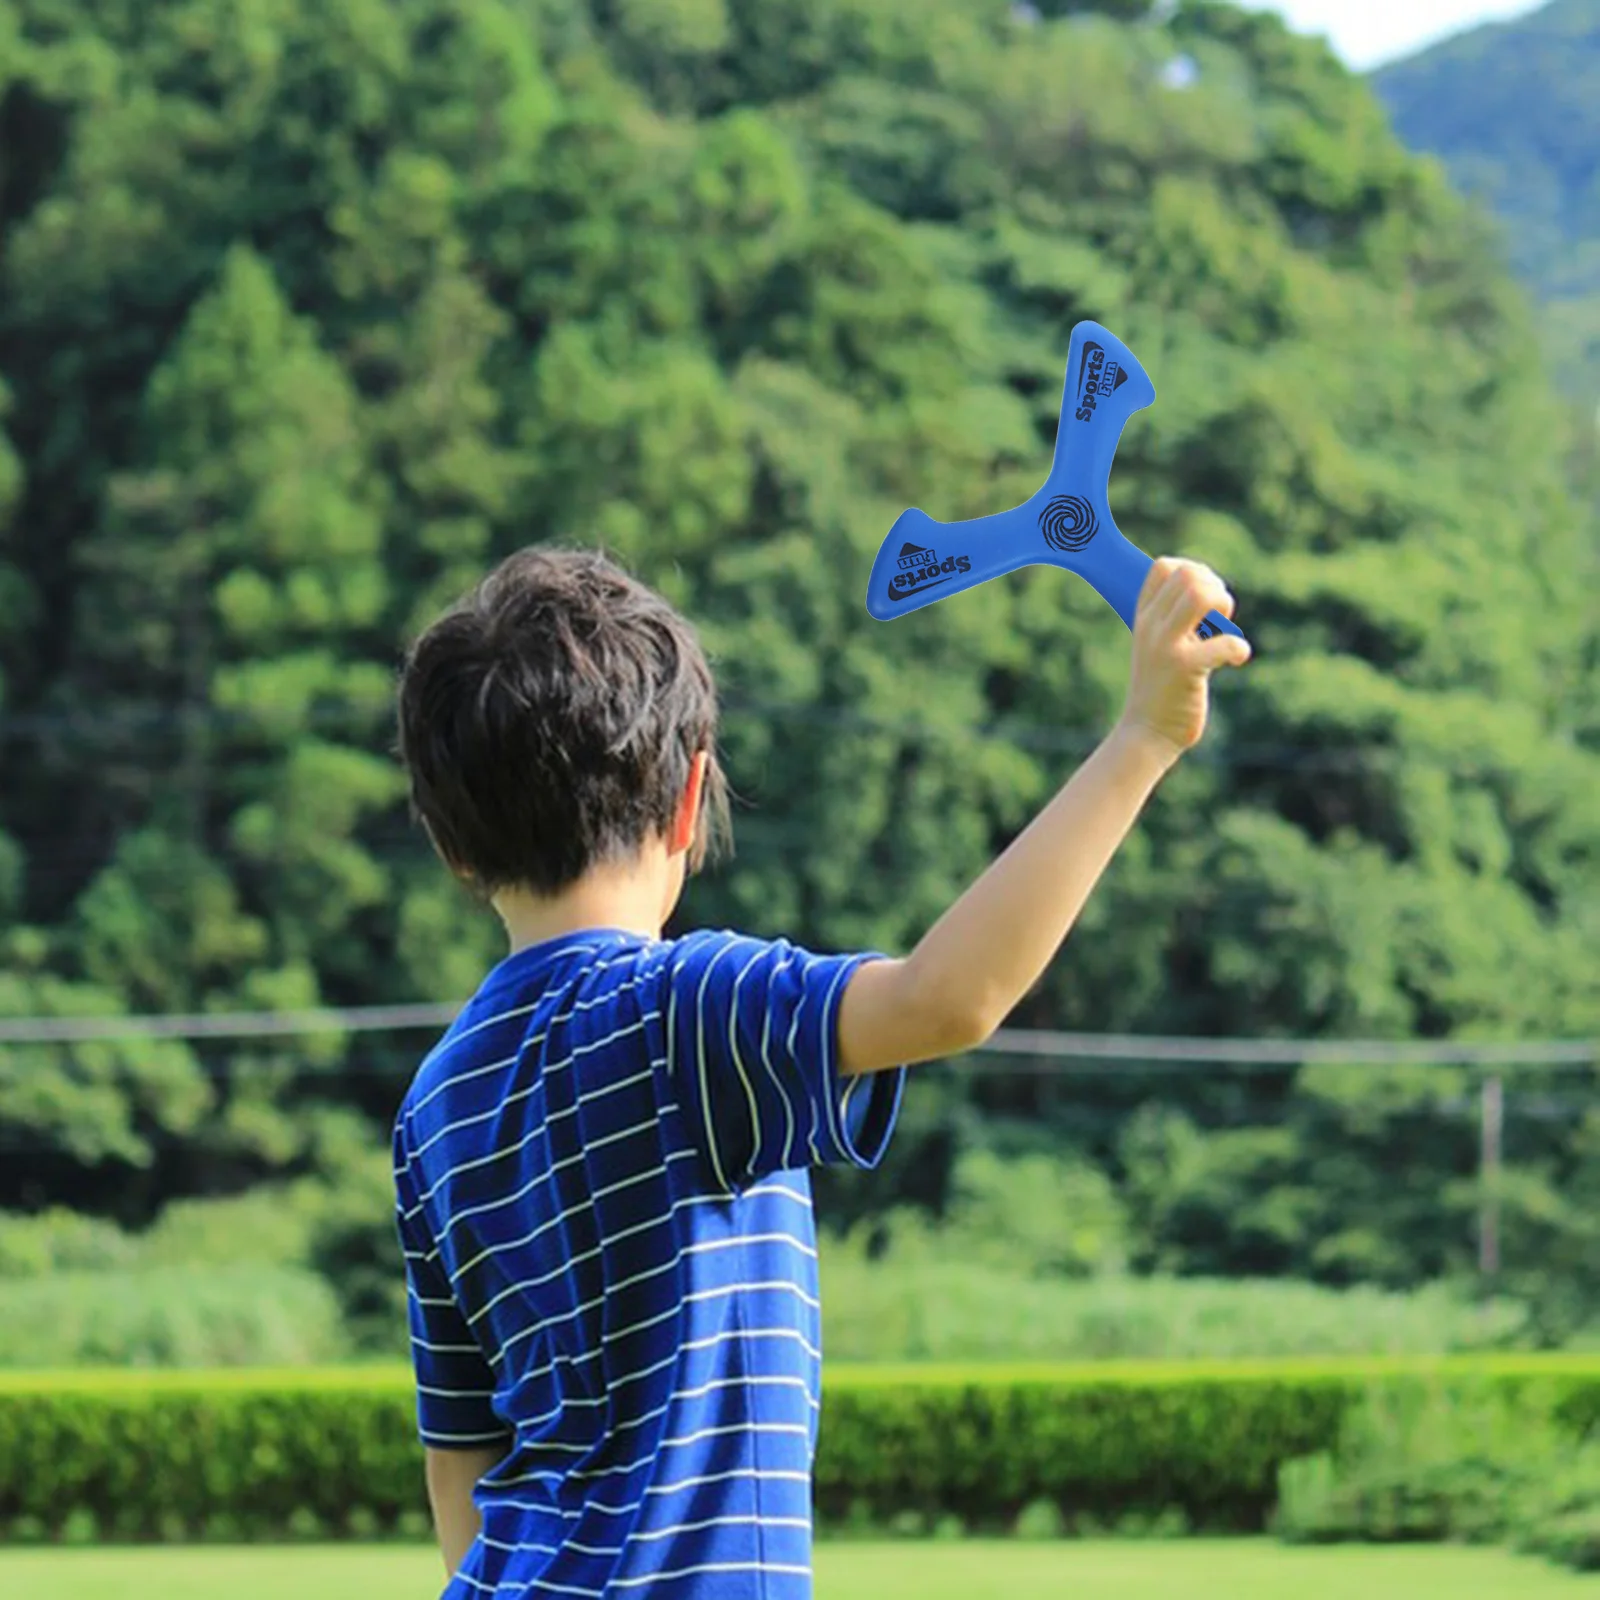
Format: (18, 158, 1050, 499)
(837, 558, 1250, 1077)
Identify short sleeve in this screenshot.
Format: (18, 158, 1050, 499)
(660, 930, 906, 1194)
(393, 1130, 508, 1451)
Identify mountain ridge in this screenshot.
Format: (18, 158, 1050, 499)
(1373, 0, 1600, 402)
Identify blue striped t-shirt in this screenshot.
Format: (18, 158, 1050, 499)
(393, 926, 905, 1598)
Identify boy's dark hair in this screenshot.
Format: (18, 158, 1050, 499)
(397, 547, 731, 897)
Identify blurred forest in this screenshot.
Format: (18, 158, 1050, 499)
(0, 0, 1596, 1360)
(1374, 0, 1600, 404)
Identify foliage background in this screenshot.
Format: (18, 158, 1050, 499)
(0, 0, 1595, 1357)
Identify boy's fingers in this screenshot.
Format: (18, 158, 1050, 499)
(1143, 558, 1204, 635)
(1170, 567, 1232, 640)
(1137, 557, 1181, 622)
(1195, 632, 1252, 671)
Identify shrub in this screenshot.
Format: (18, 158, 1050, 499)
(938, 1149, 1130, 1277)
(1275, 1376, 1596, 1550)
(0, 1267, 349, 1368)
(1013, 1498, 1067, 1539)
(0, 1209, 137, 1278)
(137, 1186, 330, 1271)
(0, 1369, 424, 1541)
(818, 1251, 1529, 1362)
(0, 1172, 397, 1365)
(1514, 1442, 1600, 1571)
(1522, 1508, 1600, 1572)
(1, 1358, 1597, 1542)
(814, 1361, 1349, 1528)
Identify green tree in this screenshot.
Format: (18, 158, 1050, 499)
(21, 248, 397, 1206)
(0, 0, 1591, 1311)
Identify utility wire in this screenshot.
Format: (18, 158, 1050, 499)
(0, 1003, 1591, 1067)
(0, 1003, 457, 1044)
(981, 1030, 1597, 1067)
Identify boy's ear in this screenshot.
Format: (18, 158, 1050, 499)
(668, 751, 709, 857)
(419, 816, 478, 888)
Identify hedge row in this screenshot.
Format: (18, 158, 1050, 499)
(816, 1357, 1600, 1528)
(3, 1357, 1599, 1541)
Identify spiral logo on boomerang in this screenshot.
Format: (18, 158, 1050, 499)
(1039, 494, 1099, 553)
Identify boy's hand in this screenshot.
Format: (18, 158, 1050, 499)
(1116, 558, 1252, 763)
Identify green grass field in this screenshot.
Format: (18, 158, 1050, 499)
(4, 1541, 1599, 1599)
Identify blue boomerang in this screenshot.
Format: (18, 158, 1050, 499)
(865, 321, 1246, 645)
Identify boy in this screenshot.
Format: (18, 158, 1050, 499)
(393, 545, 1248, 1597)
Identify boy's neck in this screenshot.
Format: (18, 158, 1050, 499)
(492, 848, 680, 956)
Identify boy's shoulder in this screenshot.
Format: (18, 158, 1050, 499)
(401, 932, 651, 1106)
(399, 926, 790, 1119)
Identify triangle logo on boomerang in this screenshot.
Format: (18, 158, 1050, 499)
(1113, 367, 1129, 391)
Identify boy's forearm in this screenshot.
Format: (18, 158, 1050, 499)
(839, 721, 1177, 1073)
(425, 1444, 501, 1576)
(907, 720, 1175, 1031)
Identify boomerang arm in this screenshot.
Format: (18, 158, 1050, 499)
(1049, 323, 1157, 493)
(864, 504, 1043, 621)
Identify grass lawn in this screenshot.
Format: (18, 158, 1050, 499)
(3, 1541, 1600, 1599)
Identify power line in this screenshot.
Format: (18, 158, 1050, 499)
(0, 1003, 1591, 1068)
(0, 1003, 457, 1045)
(981, 1030, 1598, 1067)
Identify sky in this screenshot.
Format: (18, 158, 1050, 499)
(1238, 0, 1550, 70)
